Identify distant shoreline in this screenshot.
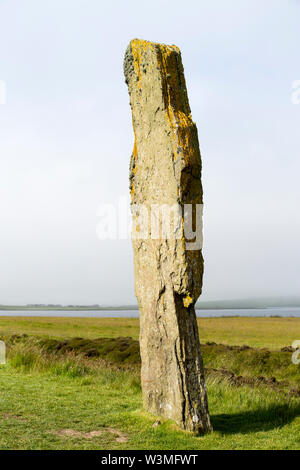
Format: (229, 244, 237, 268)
(0, 306, 300, 318)
(1, 301, 300, 312)
(0, 306, 293, 311)
(0, 306, 295, 311)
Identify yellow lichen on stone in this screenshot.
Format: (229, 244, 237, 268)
(128, 39, 197, 167)
(132, 137, 137, 158)
(154, 42, 196, 165)
(183, 294, 193, 308)
(130, 39, 155, 87)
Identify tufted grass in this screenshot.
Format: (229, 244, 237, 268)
(0, 316, 300, 450)
(1, 315, 300, 349)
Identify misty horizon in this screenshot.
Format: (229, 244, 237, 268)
(0, 0, 299, 305)
(2, 295, 300, 309)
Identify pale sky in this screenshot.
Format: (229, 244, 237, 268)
(0, 0, 299, 305)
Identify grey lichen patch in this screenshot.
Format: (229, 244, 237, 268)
(123, 44, 134, 85)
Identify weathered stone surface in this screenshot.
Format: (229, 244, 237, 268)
(124, 39, 212, 433)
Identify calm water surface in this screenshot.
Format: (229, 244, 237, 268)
(0, 307, 299, 318)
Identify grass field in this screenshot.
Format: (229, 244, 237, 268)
(1, 315, 300, 348)
(0, 316, 300, 450)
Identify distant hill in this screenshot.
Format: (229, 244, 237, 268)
(196, 297, 300, 309)
(0, 297, 300, 311)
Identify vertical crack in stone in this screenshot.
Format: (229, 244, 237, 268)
(174, 338, 186, 427)
(124, 38, 212, 433)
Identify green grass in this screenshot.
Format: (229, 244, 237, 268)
(1, 316, 300, 349)
(0, 316, 300, 450)
(4, 334, 299, 388)
(0, 360, 300, 450)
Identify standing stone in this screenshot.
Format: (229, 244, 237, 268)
(124, 39, 212, 433)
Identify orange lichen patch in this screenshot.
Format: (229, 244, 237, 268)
(132, 135, 137, 158)
(132, 129, 138, 170)
(130, 39, 155, 87)
(183, 294, 193, 308)
(155, 45, 189, 115)
(154, 43, 196, 164)
(129, 39, 197, 166)
(130, 39, 178, 78)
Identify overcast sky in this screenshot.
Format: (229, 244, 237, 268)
(0, 0, 299, 305)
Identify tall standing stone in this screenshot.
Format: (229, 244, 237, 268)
(124, 39, 212, 433)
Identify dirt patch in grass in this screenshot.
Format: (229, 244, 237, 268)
(52, 428, 128, 443)
(206, 367, 300, 397)
(2, 412, 27, 421)
(206, 367, 281, 387)
(201, 342, 300, 387)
